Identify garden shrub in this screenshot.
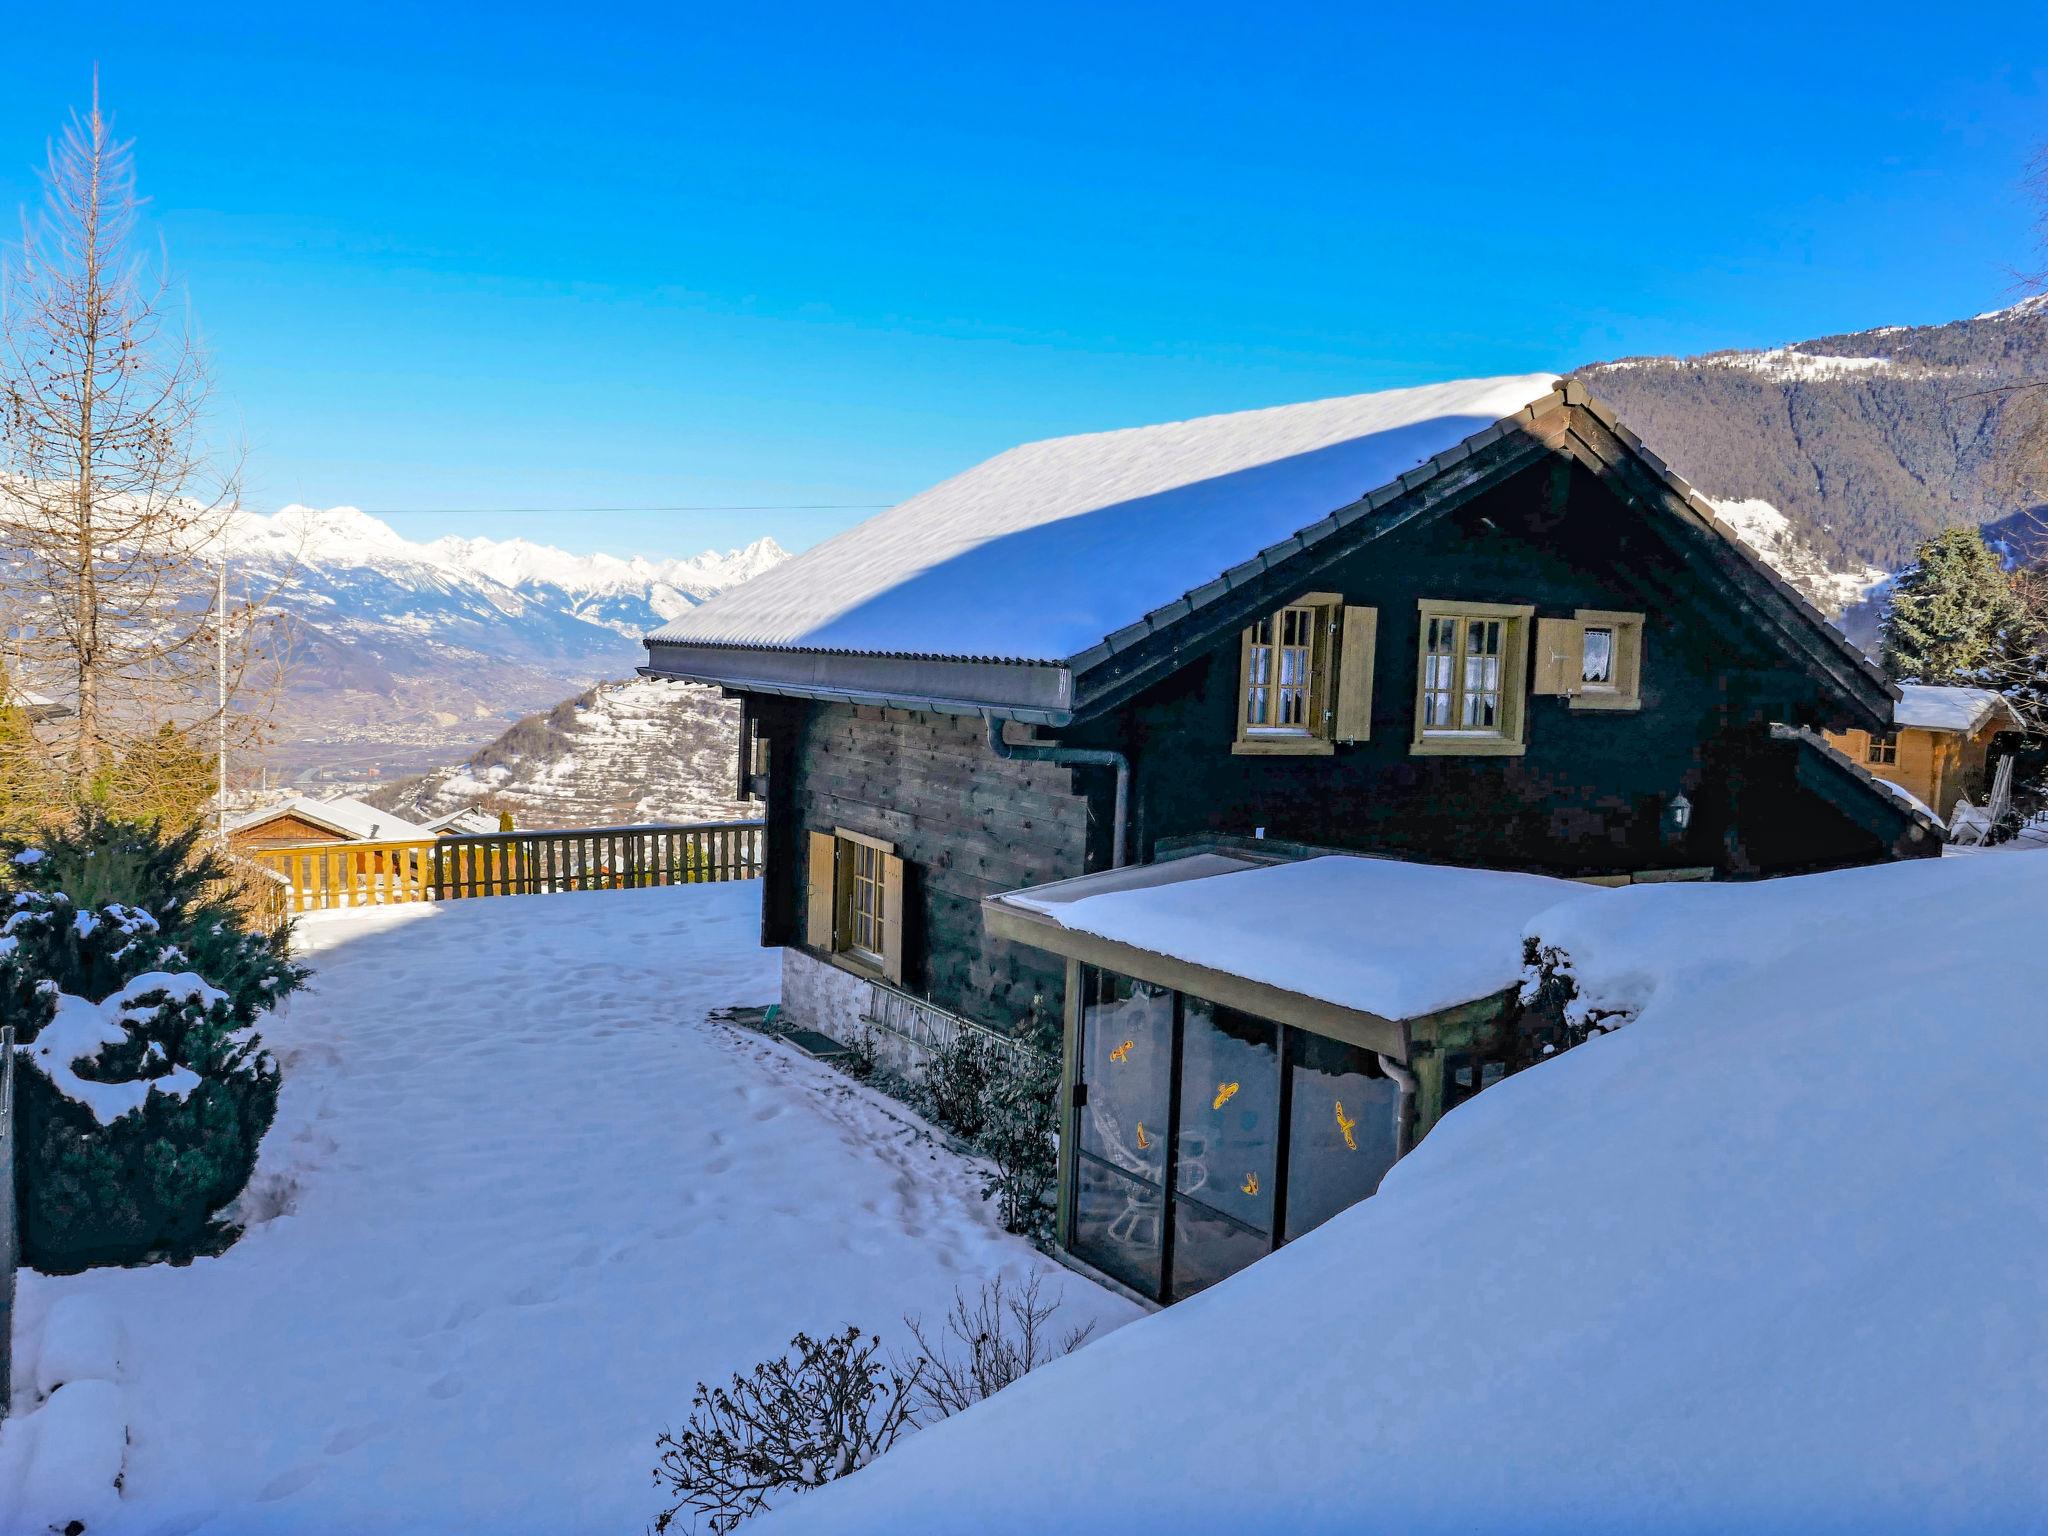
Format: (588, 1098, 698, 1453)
(975, 1048, 1061, 1240)
(912, 1029, 995, 1141)
(651, 1326, 921, 1534)
(899, 1273, 1093, 1424)
(2, 812, 303, 1270)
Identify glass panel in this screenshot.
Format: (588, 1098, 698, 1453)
(1246, 620, 1273, 726)
(1074, 1154, 1166, 1299)
(1077, 970, 1173, 1184)
(1462, 619, 1502, 729)
(1170, 1000, 1278, 1298)
(846, 840, 883, 958)
(1581, 626, 1615, 686)
(1422, 616, 1457, 728)
(1170, 1199, 1270, 1300)
(1073, 968, 1174, 1299)
(1283, 1031, 1400, 1241)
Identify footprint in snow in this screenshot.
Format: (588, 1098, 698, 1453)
(257, 1464, 321, 1502)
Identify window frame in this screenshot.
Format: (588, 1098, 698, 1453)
(1409, 599, 1535, 757)
(831, 826, 893, 973)
(1867, 729, 1899, 767)
(1566, 608, 1646, 713)
(1233, 593, 1342, 756)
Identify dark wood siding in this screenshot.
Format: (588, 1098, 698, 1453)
(783, 704, 1092, 1037)
(1072, 459, 1906, 877)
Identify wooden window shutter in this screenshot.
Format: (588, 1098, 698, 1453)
(879, 853, 907, 984)
(806, 831, 837, 950)
(1532, 617, 1584, 697)
(1332, 605, 1377, 742)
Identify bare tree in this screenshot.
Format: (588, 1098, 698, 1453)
(0, 78, 276, 808)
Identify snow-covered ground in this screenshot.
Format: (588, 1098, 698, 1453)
(0, 883, 1133, 1534)
(758, 851, 2048, 1535)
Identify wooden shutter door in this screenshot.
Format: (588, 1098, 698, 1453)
(805, 831, 837, 950)
(880, 853, 907, 985)
(1533, 617, 1583, 696)
(1332, 605, 1377, 742)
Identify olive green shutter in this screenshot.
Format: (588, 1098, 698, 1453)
(806, 831, 837, 950)
(880, 853, 906, 984)
(1332, 605, 1377, 742)
(1533, 617, 1584, 696)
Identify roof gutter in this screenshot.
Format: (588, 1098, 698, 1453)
(987, 717, 1130, 869)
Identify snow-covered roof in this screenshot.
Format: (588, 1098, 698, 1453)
(421, 807, 501, 835)
(1005, 853, 1587, 1021)
(649, 375, 1560, 663)
(228, 795, 435, 843)
(1893, 683, 2015, 735)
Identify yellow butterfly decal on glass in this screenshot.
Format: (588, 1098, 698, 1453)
(1334, 1100, 1358, 1152)
(1241, 1172, 1260, 1196)
(1135, 1121, 1151, 1151)
(1109, 1039, 1135, 1064)
(1212, 1082, 1240, 1111)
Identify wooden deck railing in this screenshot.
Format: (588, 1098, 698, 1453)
(248, 820, 764, 914)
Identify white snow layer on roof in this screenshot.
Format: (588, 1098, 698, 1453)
(1013, 855, 1584, 1020)
(757, 851, 2048, 1535)
(229, 794, 433, 842)
(650, 375, 1560, 662)
(1893, 682, 2010, 733)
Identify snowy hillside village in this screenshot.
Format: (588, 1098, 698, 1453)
(9, 27, 2048, 1536)
(11, 363, 2048, 1534)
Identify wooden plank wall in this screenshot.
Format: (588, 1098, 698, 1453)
(1089, 457, 1907, 878)
(788, 704, 1091, 1039)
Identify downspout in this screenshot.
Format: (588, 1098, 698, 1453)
(1376, 1053, 1417, 1158)
(986, 716, 1130, 869)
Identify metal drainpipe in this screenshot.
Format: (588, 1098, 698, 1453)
(986, 716, 1130, 869)
(1376, 1053, 1418, 1158)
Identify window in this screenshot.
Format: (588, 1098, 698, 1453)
(1867, 730, 1899, 766)
(1065, 967, 1405, 1304)
(1532, 608, 1645, 712)
(805, 828, 906, 983)
(1233, 595, 1377, 755)
(1410, 601, 1534, 756)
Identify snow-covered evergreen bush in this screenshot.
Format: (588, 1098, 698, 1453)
(1, 813, 304, 1270)
(1518, 935, 1635, 1053)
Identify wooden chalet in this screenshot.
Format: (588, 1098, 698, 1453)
(1822, 683, 2020, 826)
(643, 374, 1934, 1302)
(226, 795, 435, 855)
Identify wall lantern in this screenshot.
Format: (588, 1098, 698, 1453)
(1666, 792, 1693, 835)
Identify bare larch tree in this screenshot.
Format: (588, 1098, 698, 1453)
(0, 79, 274, 805)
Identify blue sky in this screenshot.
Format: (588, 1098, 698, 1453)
(3, 4, 2042, 557)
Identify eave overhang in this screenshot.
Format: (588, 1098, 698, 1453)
(640, 641, 1074, 725)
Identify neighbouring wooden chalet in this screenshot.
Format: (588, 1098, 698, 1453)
(643, 375, 1934, 1303)
(226, 795, 435, 854)
(1822, 683, 2020, 826)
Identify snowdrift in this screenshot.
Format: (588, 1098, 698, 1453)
(762, 852, 2048, 1534)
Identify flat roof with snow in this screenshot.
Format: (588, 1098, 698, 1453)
(987, 853, 1587, 1054)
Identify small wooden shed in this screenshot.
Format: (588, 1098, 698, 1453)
(1823, 685, 2019, 825)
